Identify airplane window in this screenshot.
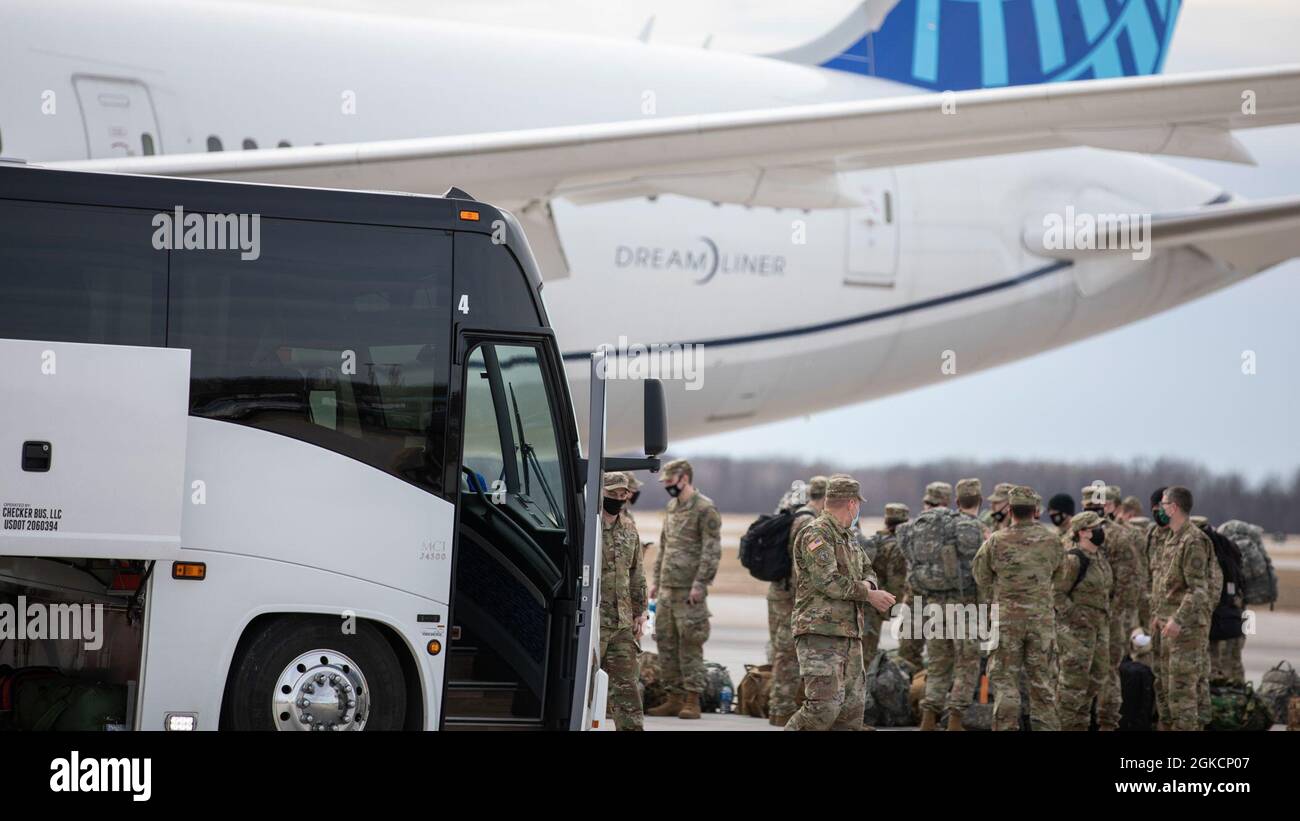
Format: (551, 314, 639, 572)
(277, 140, 291, 148)
(207, 136, 223, 152)
(884, 191, 893, 224)
(242, 138, 258, 150)
(141, 133, 155, 156)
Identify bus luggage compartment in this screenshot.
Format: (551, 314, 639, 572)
(0, 339, 191, 561)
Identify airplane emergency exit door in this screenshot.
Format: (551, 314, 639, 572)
(72, 75, 162, 159)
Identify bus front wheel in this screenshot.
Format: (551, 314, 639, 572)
(224, 616, 407, 731)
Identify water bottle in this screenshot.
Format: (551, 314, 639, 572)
(645, 599, 656, 637)
(720, 684, 733, 714)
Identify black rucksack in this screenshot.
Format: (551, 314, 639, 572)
(1119, 657, 1156, 731)
(739, 508, 807, 582)
(1207, 528, 1245, 640)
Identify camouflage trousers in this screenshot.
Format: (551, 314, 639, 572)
(1152, 621, 1203, 730)
(862, 607, 882, 660)
(599, 625, 643, 731)
(918, 593, 981, 716)
(1096, 608, 1135, 731)
(1209, 635, 1246, 683)
(766, 593, 800, 717)
(987, 608, 1059, 731)
(653, 586, 711, 694)
(897, 593, 925, 669)
(785, 634, 867, 731)
(1055, 603, 1108, 731)
(1197, 620, 1212, 728)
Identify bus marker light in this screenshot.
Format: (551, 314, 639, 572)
(458, 210, 480, 221)
(172, 562, 206, 580)
(427, 639, 442, 655)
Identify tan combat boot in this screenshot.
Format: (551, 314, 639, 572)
(769, 712, 792, 727)
(645, 694, 683, 717)
(677, 692, 702, 719)
(919, 709, 939, 731)
(946, 711, 964, 731)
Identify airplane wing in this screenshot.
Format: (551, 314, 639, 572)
(49, 64, 1300, 277)
(1028, 194, 1300, 295)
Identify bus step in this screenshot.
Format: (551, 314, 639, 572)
(445, 680, 521, 716)
(442, 716, 546, 732)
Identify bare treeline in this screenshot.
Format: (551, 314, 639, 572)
(660, 455, 1299, 534)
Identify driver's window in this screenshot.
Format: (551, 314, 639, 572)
(462, 344, 565, 528)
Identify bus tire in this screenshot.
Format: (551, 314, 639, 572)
(224, 615, 407, 731)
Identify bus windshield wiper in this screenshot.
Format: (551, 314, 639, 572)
(509, 382, 562, 524)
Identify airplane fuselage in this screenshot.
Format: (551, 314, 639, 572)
(2, 0, 1243, 449)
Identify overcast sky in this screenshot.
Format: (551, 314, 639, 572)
(266, 0, 1299, 482)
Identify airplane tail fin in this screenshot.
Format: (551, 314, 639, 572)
(766, 0, 1184, 90)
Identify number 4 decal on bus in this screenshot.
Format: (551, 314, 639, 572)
(458, 294, 469, 315)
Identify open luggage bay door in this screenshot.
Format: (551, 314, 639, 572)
(0, 339, 191, 559)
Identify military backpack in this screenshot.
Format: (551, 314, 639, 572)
(1218, 520, 1278, 608)
(1257, 660, 1299, 723)
(739, 507, 808, 582)
(901, 508, 975, 595)
(1207, 679, 1273, 731)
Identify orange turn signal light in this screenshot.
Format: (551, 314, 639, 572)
(458, 210, 480, 221)
(427, 639, 442, 655)
(172, 562, 206, 581)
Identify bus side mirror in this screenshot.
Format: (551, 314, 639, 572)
(643, 379, 667, 458)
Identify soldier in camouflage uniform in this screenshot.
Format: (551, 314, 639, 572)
(980, 483, 1015, 533)
(1054, 511, 1113, 731)
(768, 475, 828, 726)
(1190, 515, 1223, 727)
(1081, 485, 1143, 731)
(864, 502, 911, 665)
(1119, 495, 1152, 628)
(598, 473, 647, 730)
(648, 458, 722, 720)
(1150, 486, 1212, 731)
(1144, 486, 1175, 726)
(903, 480, 986, 731)
(973, 485, 1064, 731)
(786, 476, 896, 731)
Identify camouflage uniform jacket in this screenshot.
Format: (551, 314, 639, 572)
(601, 512, 646, 631)
(972, 521, 1065, 616)
(1151, 520, 1212, 628)
(654, 491, 722, 589)
(1103, 518, 1142, 622)
(791, 511, 879, 639)
(869, 529, 909, 600)
(769, 504, 817, 601)
(1054, 546, 1113, 614)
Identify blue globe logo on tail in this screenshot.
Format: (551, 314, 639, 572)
(823, 0, 1183, 90)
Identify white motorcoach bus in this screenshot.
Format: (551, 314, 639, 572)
(0, 162, 666, 731)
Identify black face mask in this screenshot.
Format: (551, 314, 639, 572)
(1106, 512, 1116, 521)
(1153, 508, 1171, 527)
(1089, 529, 1106, 547)
(629, 491, 640, 506)
(603, 496, 624, 516)
(1049, 512, 1067, 526)
(991, 508, 1007, 523)
(665, 483, 682, 498)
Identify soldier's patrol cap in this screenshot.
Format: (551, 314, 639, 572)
(1080, 485, 1108, 507)
(603, 472, 633, 492)
(807, 475, 829, 500)
(884, 502, 910, 522)
(1068, 510, 1104, 537)
(955, 478, 981, 499)
(623, 471, 643, 489)
(1008, 485, 1038, 506)
(1106, 485, 1122, 503)
(989, 483, 1014, 503)
(924, 481, 953, 506)
(662, 458, 692, 477)
(826, 475, 864, 502)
